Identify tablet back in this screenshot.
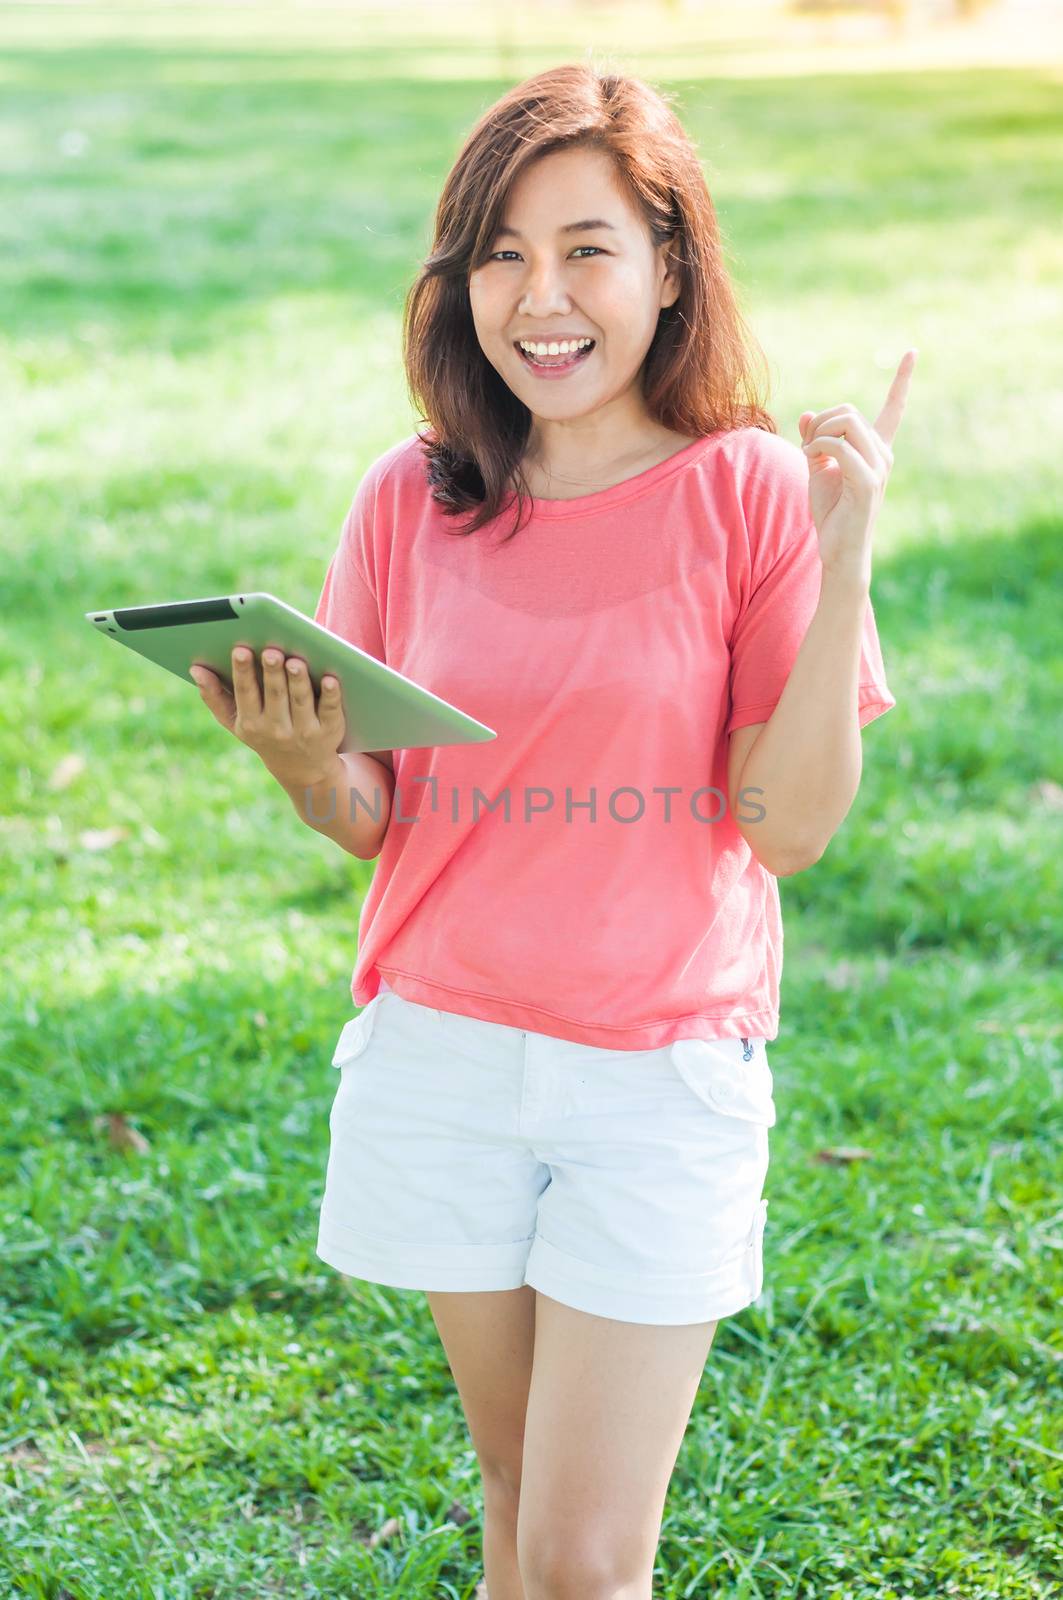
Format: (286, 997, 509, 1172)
(84, 590, 496, 756)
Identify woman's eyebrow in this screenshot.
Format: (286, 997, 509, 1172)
(494, 219, 619, 239)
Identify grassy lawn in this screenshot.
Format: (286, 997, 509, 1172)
(2, 4, 1061, 1596)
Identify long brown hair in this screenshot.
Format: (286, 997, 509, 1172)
(402, 61, 776, 543)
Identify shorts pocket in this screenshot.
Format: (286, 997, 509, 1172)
(331, 992, 387, 1070)
(668, 1037, 777, 1127)
(747, 1196, 769, 1299)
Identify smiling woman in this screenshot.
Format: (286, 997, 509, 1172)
(401, 63, 775, 540)
(310, 58, 900, 1600)
(466, 144, 694, 497)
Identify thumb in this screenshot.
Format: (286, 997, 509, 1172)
(190, 665, 237, 730)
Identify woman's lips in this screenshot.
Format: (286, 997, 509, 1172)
(513, 340, 596, 379)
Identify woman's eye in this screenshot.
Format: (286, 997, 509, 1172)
(487, 247, 604, 262)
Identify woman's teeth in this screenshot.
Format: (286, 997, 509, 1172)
(516, 337, 595, 367)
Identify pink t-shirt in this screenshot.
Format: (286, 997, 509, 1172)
(314, 426, 897, 1049)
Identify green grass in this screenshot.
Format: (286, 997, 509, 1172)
(2, 4, 1062, 1596)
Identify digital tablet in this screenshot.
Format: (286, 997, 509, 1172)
(84, 591, 497, 758)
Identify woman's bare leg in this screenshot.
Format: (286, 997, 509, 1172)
(426, 1286, 537, 1600)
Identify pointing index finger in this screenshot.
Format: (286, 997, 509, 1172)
(874, 348, 918, 447)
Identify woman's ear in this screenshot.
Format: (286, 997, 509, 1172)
(659, 231, 683, 309)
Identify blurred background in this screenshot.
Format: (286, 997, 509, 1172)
(2, 2, 1061, 1596)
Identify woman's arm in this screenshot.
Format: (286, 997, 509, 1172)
(734, 357, 914, 874)
(729, 566, 868, 875)
(283, 751, 395, 860)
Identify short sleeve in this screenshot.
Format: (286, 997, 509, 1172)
(726, 435, 897, 736)
(314, 474, 386, 666)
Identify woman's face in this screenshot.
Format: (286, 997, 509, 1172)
(467, 145, 680, 430)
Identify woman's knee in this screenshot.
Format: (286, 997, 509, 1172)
(516, 1525, 650, 1600)
(482, 1461, 523, 1521)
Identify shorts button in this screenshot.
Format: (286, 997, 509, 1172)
(713, 1079, 733, 1099)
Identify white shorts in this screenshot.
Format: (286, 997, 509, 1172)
(316, 982, 775, 1326)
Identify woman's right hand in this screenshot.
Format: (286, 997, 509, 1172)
(190, 645, 346, 791)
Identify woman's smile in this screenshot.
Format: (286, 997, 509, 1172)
(513, 338, 598, 379)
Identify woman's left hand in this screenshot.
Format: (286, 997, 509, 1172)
(799, 349, 917, 583)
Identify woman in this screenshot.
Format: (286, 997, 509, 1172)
(193, 63, 911, 1600)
